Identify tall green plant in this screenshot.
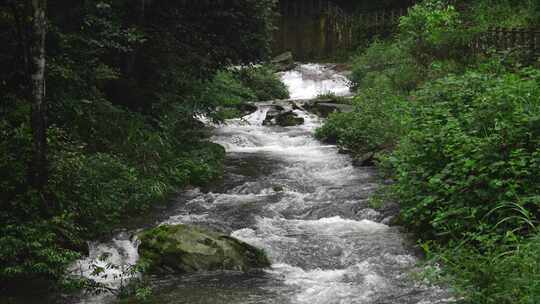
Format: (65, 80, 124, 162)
(399, 0, 469, 64)
(391, 68, 540, 240)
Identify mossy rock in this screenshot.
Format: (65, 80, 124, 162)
(276, 111, 304, 126)
(137, 225, 270, 274)
(264, 110, 304, 126)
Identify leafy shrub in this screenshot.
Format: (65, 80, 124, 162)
(51, 152, 150, 233)
(350, 40, 425, 92)
(50, 140, 224, 238)
(465, 0, 536, 29)
(200, 71, 256, 107)
(58, 98, 151, 153)
(0, 220, 81, 289)
(399, 0, 470, 64)
(236, 65, 289, 101)
(390, 68, 540, 240)
(204, 66, 288, 120)
(315, 84, 411, 155)
(1, 104, 226, 290)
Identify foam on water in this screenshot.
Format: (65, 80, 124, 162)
(266, 262, 386, 304)
(71, 241, 137, 284)
(280, 64, 351, 99)
(72, 64, 453, 304)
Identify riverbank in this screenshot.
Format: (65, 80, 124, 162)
(0, 63, 289, 304)
(315, 2, 540, 302)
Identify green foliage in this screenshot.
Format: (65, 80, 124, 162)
(205, 67, 288, 120)
(202, 71, 257, 106)
(317, 2, 540, 300)
(0, 0, 274, 294)
(0, 220, 81, 286)
(399, 0, 470, 64)
(236, 65, 290, 101)
(350, 40, 425, 92)
(116, 0, 278, 113)
(390, 68, 540, 240)
(315, 83, 411, 155)
(423, 233, 540, 304)
(463, 0, 538, 29)
(0, 111, 226, 287)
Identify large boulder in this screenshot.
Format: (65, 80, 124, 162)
(137, 224, 270, 274)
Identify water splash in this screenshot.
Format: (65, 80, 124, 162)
(72, 64, 453, 304)
(280, 64, 351, 99)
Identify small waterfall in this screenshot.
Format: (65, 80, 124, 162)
(280, 64, 352, 99)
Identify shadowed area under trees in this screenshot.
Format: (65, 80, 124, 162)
(0, 0, 286, 298)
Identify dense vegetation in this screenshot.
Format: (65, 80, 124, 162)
(316, 0, 540, 302)
(0, 0, 287, 298)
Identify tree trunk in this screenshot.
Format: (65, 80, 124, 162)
(28, 0, 48, 191)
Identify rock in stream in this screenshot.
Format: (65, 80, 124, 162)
(137, 224, 271, 274)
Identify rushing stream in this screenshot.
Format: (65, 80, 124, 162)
(74, 64, 453, 304)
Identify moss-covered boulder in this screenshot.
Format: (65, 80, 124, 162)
(263, 110, 304, 127)
(276, 111, 304, 126)
(137, 224, 270, 274)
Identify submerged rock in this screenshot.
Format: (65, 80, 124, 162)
(276, 111, 304, 126)
(263, 109, 304, 127)
(137, 224, 270, 274)
(263, 105, 285, 121)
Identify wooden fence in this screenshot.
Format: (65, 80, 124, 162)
(274, 0, 356, 60)
(275, 1, 540, 61)
(471, 27, 540, 56)
(354, 8, 408, 28)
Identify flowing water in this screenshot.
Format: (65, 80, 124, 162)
(74, 64, 453, 304)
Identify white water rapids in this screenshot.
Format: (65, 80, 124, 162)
(72, 64, 453, 304)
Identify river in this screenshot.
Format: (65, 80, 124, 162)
(74, 64, 453, 304)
